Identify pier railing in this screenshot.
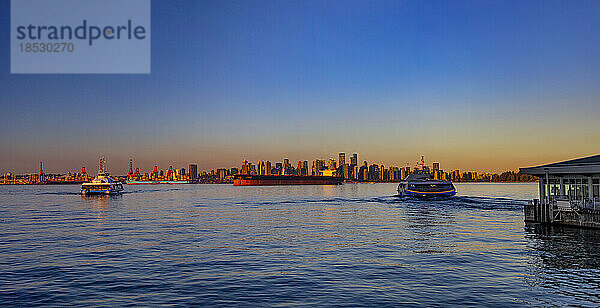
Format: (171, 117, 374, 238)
(526, 197, 600, 228)
(546, 196, 600, 211)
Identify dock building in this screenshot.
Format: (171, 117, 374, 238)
(520, 154, 600, 228)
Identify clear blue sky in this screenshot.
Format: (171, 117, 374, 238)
(1, 0, 600, 173)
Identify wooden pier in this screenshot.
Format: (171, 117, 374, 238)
(525, 199, 600, 228)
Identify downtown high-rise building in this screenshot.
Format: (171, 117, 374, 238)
(359, 162, 368, 181)
(189, 164, 198, 180)
(283, 158, 292, 175)
(241, 160, 249, 175)
(341, 164, 349, 179)
(217, 169, 227, 180)
(312, 159, 325, 175)
(350, 153, 358, 166)
(328, 159, 337, 171)
(297, 161, 309, 176)
(338, 153, 346, 167)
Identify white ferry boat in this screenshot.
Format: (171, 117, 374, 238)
(397, 157, 456, 198)
(81, 157, 124, 195)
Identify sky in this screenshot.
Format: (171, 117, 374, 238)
(1, 0, 600, 174)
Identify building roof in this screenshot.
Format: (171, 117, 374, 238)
(520, 154, 600, 176)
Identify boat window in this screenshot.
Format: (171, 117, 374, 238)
(84, 185, 109, 190)
(410, 184, 454, 192)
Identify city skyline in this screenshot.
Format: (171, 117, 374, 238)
(2, 151, 537, 185)
(3, 150, 600, 175)
(1, 151, 554, 178)
(2, 0, 600, 173)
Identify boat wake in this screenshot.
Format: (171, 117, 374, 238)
(37, 189, 525, 212)
(231, 195, 525, 211)
(38, 191, 81, 196)
(123, 188, 184, 194)
(397, 195, 525, 211)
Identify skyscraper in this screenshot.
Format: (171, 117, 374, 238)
(241, 160, 249, 175)
(328, 159, 337, 171)
(152, 165, 159, 179)
(217, 169, 227, 180)
(283, 158, 291, 175)
(350, 153, 358, 166)
(338, 152, 346, 167)
(342, 164, 349, 179)
(189, 164, 198, 180)
(297, 161, 307, 175)
(433, 162, 440, 172)
(312, 159, 325, 175)
(359, 163, 368, 181)
(167, 166, 174, 180)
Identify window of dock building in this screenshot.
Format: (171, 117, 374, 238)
(547, 178, 560, 197)
(563, 178, 588, 200)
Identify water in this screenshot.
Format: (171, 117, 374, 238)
(1, 183, 600, 306)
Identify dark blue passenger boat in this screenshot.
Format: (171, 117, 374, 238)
(397, 157, 456, 198)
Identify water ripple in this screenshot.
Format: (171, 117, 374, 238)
(1, 183, 599, 306)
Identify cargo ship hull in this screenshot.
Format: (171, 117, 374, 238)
(126, 180, 191, 185)
(233, 175, 343, 186)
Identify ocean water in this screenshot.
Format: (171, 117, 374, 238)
(1, 183, 600, 306)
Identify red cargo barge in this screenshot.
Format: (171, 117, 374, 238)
(233, 174, 343, 186)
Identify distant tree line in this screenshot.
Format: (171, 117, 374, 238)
(454, 171, 537, 183)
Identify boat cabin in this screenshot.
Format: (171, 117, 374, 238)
(404, 182, 455, 192)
